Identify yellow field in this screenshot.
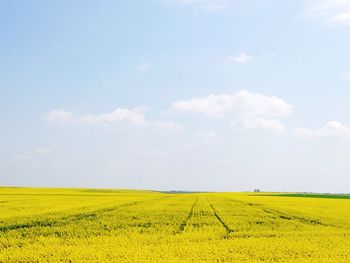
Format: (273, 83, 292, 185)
(1, 188, 350, 262)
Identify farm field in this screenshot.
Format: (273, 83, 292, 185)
(1, 187, 350, 262)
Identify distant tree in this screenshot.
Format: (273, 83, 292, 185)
(254, 189, 261, 193)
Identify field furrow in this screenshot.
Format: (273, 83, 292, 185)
(177, 198, 197, 233)
(208, 202, 234, 238)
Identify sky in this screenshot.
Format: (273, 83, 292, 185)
(1, 0, 350, 192)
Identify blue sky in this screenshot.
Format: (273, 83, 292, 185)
(1, 0, 350, 192)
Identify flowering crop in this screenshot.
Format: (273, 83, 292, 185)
(0, 188, 349, 262)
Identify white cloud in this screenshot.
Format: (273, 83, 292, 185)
(149, 121, 184, 133)
(172, 0, 227, 12)
(136, 64, 152, 72)
(12, 148, 52, 162)
(295, 121, 350, 139)
(195, 129, 222, 144)
(135, 149, 171, 160)
(12, 154, 31, 161)
(34, 148, 52, 155)
(45, 110, 73, 124)
(227, 52, 253, 64)
(45, 107, 182, 133)
(304, 0, 350, 26)
(171, 90, 292, 117)
(170, 90, 292, 132)
(215, 158, 235, 166)
(342, 71, 350, 81)
(80, 108, 146, 126)
(332, 11, 350, 25)
(171, 94, 233, 117)
(231, 117, 286, 132)
(46, 108, 146, 127)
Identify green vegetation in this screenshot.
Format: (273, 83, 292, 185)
(271, 193, 350, 199)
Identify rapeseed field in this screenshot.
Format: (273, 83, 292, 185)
(1, 187, 350, 262)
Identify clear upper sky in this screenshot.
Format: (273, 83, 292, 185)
(1, 0, 350, 192)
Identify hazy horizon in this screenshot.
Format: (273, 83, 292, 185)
(2, 0, 350, 193)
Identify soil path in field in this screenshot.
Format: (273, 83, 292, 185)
(177, 198, 197, 233)
(208, 202, 234, 238)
